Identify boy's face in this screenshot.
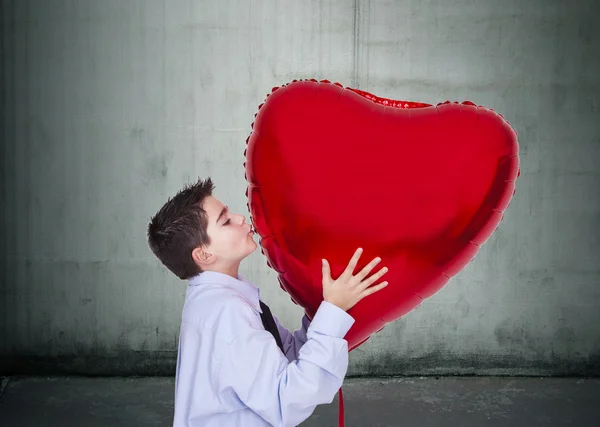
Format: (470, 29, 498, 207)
(193, 195, 257, 271)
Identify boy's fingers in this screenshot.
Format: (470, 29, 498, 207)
(341, 248, 363, 279)
(354, 257, 382, 282)
(362, 281, 388, 297)
(360, 266, 388, 288)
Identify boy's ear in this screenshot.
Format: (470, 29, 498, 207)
(192, 246, 216, 267)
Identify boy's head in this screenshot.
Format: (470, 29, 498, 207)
(147, 177, 257, 279)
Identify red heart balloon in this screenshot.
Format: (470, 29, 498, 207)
(244, 79, 520, 351)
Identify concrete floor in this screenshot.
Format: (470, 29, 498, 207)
(0, 376, 599, 426)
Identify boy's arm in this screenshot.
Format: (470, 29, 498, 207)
(273, 312, 311, 362)
(217, 300, 354, 427)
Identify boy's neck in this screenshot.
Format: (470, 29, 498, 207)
(206, 263, 241, 279)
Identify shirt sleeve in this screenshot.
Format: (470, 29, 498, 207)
(217, 300, 355, 427)
(273, 313, 311, 362)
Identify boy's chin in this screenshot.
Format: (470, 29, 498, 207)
(242, 240, 258, 257)
(248, 240, 258, 253)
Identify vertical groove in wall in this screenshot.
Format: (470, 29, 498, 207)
(318, 0, 323, 76)
(21, 0, 31, 350)
(0, 0, 15, 354)
(364, 0, 370, 90)
(352, 0, 359, 88)
(0, 0, 5, 353)
(352, 0, 370, 89)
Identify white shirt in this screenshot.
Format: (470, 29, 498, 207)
(172, 271, 355, 427)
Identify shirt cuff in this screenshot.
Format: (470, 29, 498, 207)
(308, 300, 355, 338)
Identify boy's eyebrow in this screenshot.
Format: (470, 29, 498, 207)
(216, 206, 228, 223)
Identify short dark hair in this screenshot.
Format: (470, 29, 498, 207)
(147, 177, 215, 280)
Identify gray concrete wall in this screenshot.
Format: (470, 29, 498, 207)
(1, 0, 599, 376)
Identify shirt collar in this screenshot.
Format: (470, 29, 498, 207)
(188, 271, 262, 313)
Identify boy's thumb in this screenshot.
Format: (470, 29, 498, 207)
(321, 259, 330, 278)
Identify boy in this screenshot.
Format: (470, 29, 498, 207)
(147, 177, 389, 426)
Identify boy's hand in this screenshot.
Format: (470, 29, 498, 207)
(322, 248, 389, 312)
